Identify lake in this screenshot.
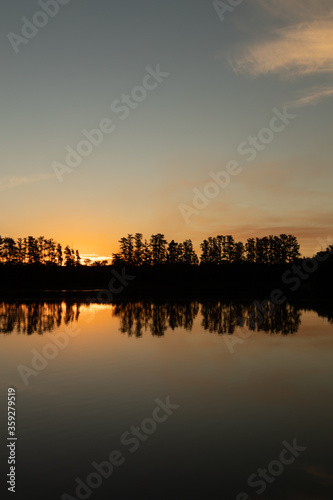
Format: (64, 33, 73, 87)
(1, 299, 333, 499)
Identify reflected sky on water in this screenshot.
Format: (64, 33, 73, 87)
(0, 300, 332, 499)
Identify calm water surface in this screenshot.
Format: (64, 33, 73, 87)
(0, 300, 333, 499)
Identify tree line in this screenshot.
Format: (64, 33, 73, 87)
(0, 236, 81, 266)
(0, 233, 302, 267)
(112, 233, 301, 265)
(112, 233, 199, 265)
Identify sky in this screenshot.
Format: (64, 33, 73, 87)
(1, 0, 332, 259)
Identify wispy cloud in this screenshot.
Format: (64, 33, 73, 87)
(224, 0, 333, 108)
(0, 173, 54, 191)
(288, 85, 333, 107)
(228, 19, 333, 79)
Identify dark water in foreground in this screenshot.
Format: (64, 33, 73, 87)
(0, 300, 333, 500)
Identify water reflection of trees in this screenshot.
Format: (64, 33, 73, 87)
(113, 301, 301, 337)
(0, 300, 304, 336)
(0, 302, 80, 335)
(201, 301, 301, 335)
(113, 302, 200, 337)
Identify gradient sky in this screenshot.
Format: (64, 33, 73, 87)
(1, 0, 332, 259)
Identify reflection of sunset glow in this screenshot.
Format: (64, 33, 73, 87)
(0, 302, 81, 335)
(80, 303, 116, 313)
(3, 300, 331, 337)
(0, 301, 121, 335)
(2, 300, 333, 340)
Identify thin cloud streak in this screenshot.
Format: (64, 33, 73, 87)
(288, 86, 333, 107)
(0, 173, 54, 191)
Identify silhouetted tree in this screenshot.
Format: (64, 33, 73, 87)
(134, 233, 144, 266)
(16, 238, 25, 264)
(64, 246, 75, 266)
(2, 238, 17, 264)
(167, 240, 180, 264)
(286, 234, 301, 263)
(56, 244, 63, 266)
(44, 238, 57, 265)
(182, 239, 199, 265)
(142, 239, 152, 265)
(150, 234, 167, 265)
(118, 234, 135, 264)
(245, 238, 256, 262)
(200, 239, 210, 264)
(27, 236, 40, 264)
(225, 235, 235, 262)
(75, 250, 81, 266)
(233, 241, 244, 263)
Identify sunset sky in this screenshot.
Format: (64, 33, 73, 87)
(1, 0, 332, 259)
